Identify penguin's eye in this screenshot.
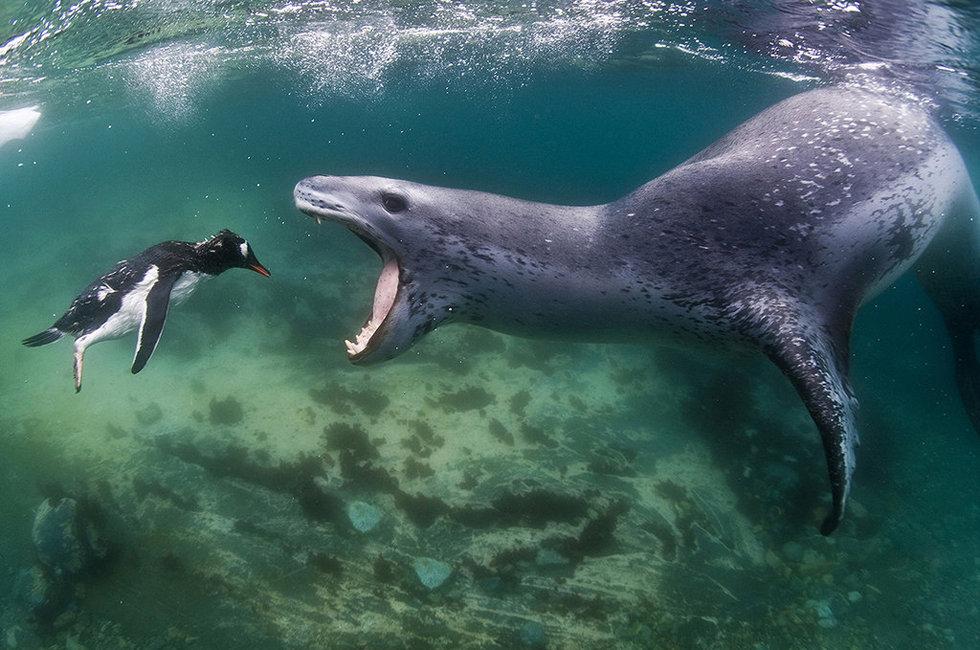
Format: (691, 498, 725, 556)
(381, 192, 407, 214)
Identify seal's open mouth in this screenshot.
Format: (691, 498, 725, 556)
(295, 197, 402, 362)
(347, 254, 399, 358)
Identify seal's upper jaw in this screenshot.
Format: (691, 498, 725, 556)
(293, 176, 405, 364)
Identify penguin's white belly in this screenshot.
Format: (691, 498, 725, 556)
(77, 266, 161, 348)
(84, 306, 142, 346)
(75, 269, 207, 350)
(170, 271, 208, 306)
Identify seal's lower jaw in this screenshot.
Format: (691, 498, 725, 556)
(295, 200, 403, 363)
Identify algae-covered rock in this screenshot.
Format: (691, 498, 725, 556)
(13, 565, 72, 626)
(135, 402, 163, 426)
(4, 624, 42, 650)
(31, 497, 111, 578)
(808, 599, 837, 628)
(519, 620, 547, 648)
(32, 498, 85, 576)
(209, 397, 244, 425)
(413, 557, 452, 590)
(15, 566, 53, 611)
(534, 548, 570, 567)
(781, 541, 804, 563)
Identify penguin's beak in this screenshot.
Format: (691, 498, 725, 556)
(249, 263, 271, 277)
(245, 250, 271, 277)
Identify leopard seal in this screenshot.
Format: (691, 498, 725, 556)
(294, 86, 980, 534)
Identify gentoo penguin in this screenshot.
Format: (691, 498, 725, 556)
(23, 229, 270, 392)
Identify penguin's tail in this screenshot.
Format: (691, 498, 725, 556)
(22, 327, 64, 347)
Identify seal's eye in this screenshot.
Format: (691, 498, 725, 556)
(381, 192, 407, 213)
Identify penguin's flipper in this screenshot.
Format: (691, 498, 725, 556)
(744, 294, 858, 535)
(132, 274, 178, 374)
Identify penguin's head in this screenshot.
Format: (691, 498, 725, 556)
(200, 229, 271, 277)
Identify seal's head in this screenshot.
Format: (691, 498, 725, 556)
(294, 175, 472, 364)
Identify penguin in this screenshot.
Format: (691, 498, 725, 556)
(22, 229, 271, 392)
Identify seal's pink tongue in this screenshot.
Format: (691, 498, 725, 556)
(345, 256, 399, 357)
(373, 257, 399, 324)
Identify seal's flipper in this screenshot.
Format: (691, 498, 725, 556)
(916, 187, 980, 435)
(749, 300, 858, 535)
(932, 318, 980, 435)
(132, 275, 177, 374)
(949, 328, 980, 434)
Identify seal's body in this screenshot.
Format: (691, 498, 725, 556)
(23, 229, 270, 391)
(294, 87, 979, 534)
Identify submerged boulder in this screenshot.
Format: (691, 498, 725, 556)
(32, 499, 85, 576)
(3, 624, 43, 649)
(808, 599, 837, 629)
(16, 566, 54, 611)
(346, 501, 382, 533)
(518, 621, 548, 648)
(12, 565, 72, 626)
(412, 557, 452, 590)
(31, 497, 110, 577)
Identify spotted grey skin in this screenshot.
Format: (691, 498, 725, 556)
(294, 86, 980, 535)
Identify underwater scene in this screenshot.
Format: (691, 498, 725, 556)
(1, 1, 978, 648)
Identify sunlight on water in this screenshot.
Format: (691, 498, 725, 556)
(127, 43, 228, 118)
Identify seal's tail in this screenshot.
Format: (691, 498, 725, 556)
(22, 327, 63, 347)
(917, 185, 980, 435)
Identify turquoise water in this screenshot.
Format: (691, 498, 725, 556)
(1, 1, 978, 648)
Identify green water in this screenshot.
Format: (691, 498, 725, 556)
(1, 1, 979, 648)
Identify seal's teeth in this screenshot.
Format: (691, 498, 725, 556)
(345, 318, 383, 358)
